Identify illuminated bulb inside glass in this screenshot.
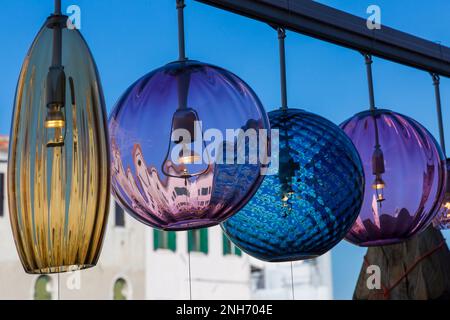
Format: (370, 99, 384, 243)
(372, 176, 386, 203)
(444, 202, 450, 210)
(162, 107, 210, 179)
(178, 146, 201, 165)
(281, 190, 295, 212)
(371, 144, 386, 204)
(45, 107, 65, 147)
(372, 181, 385, 190)
(45, 108, 65, 129)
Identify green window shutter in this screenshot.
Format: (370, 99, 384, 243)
(200, 229, 208, 254)
(168, 231, 177, 252)
(153, 229, 160, 251)
(113, 279, 128, 300)
(234, 246, 242, 256)
(34, 276, 52, 300)
(187, 230, 194, 252)
(223, 233, 231, 255)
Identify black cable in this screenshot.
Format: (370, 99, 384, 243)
(290, 262, 295, 300)
(58, 273, 61, 300)
(188, 250, 192, 300)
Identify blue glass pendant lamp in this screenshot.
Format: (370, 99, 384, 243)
(221, 28, 365, 262)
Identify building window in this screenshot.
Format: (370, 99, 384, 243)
(188, 229, 208, 254)
(223, 233, 242, 256)
(34, 275, 53, 300)
(250, 266, 265, 291)
(113, 278, 129, 300)
(0, 173, 4, 217)
(174, 187, 189, 196)
(115, 202, 125, 227)
(153, 230, 176, 252)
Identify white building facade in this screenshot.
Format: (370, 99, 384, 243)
(0, 135, 332, 300)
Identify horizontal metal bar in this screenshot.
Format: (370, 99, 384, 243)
(195, 0, 450, 77)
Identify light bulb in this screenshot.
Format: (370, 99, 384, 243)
(162, 108, 210, 179)
(372, 176, 385, 190)
(444, 202, 450, 210)
(45, 107, 65, 129)
(45, 53, 66, 147)
(278, 140, 299, 202)
(178, 145, 201, 165)
(372, 176, 386, 203)
(371, 144, 386, 204)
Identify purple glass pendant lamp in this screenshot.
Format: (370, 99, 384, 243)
(109, 0, 270, 230)
(341, 55, 446, 246)
(430, 73, 450, 230)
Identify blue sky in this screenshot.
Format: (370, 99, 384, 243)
(0, 0, 450, 299)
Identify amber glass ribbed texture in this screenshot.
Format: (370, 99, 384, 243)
(8, 17, 110, 274)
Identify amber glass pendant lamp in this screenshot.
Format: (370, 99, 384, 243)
(8, 0, 110, 274)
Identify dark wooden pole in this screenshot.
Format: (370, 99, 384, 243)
(353, 226, 450, 300)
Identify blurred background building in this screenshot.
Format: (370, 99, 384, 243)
(0, 135, 332, 300)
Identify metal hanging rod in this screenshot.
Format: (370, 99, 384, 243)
(432, 73, 446, 155)
(54, 0, 62, 15)
(195, 0, 450, 78)
(277, 27, 288, 110)
(363, 53, 376, 111)
(177, 0, 187, 61)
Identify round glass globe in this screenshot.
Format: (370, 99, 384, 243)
(221, 108, 365, 262)
(109, 60, 270, 230)
(341, 109, 446, 246)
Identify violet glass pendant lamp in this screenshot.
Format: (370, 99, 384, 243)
(221, 108, 365, 262)
(8, 9, 110, 273)
(109, 60, 270, 230)
(341, 109, 446, 246)
(430, 74, 450, 230)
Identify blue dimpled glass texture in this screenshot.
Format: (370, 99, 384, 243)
(222, 108, 365, 262)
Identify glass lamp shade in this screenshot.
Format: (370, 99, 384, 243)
(109, 60, 270, 231)
(433, 159, 450, 229)
(341, 109, 446, 246)
(8, 16, 110, 274)
(221, 108, 365, 262)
